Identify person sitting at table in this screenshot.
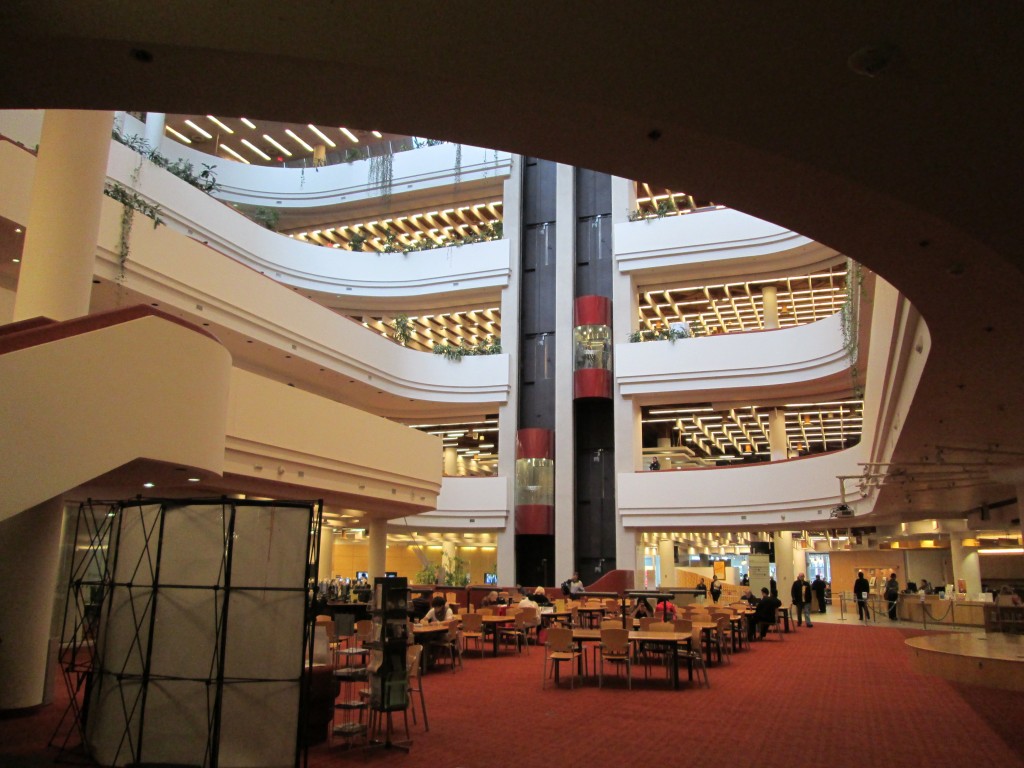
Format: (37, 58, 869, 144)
(531, 586, 552, 606)
(518, 589, 539, 612)
(632, 597, 653, 619)
(750, 587, 781, 640)
(410, 593, 432, 621)
(655, 598, 677, 620)
(481, 590, 501, 608)
(422, 595, 454, 624)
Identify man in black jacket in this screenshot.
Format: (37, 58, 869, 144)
(750, 588, 782, 640)
(791, 573, 813, 627)
(812, 574, 827, 613)
(853, 571, 872, 621)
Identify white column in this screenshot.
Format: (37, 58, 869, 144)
(762, 285, 779, 329)
(950, 536, 982, 596)
(497, 157, 523, 584)
(143, 111, 165, 152)
(14, 110, 114, 322)
(0, 497, 64, 710)
(774, 531, 796, 602)
(658, 539, 677, 588)
(553, 162, 576, 583)
(769, 408, 788, 461)
(367, 518, 388, 579)
(443, 447, 458, 476)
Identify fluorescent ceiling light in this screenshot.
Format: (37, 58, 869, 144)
(241, 139, 272, 161)
(372, 130, 383, 138)
(241, 117, 256, 129)
(165, 126, 191, 144)
(308, 124, 336, 148)
(262, 135, 291, 156)
(285, 129, 314, 152)
(219, 143, 250, 164)
(207, 116, 233, 134)
(978, 547, 1024, 555)
(339, 127, 359, 143)
(184, 119, 212, 139)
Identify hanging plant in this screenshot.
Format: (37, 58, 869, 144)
(369, 144, 394, 205)
(453, 143, 463, 186)
(391, 314, 412, 346)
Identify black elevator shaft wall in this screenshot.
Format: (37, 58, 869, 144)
(573, 169, 616, 579)
(516, 158, 557, 584)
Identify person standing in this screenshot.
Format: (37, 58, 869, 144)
(791, 573, 813, 627)
(710, 575, 723, 604)
(853, 571, 872, 621)
(812, 574, 827, 613)
(568, 572, 585, 596)
(649, 456, 660, 471)
(884, 573, 900, 620)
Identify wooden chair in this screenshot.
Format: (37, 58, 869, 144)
(638, 621, 674, 679)
(543, 626, 582, 689)
(600, 618, 622, 630)
(428, 622, 462, 672)
(460, 612, 486, 657)
(335, 619, 373, 666)
(598, 627, 632, 689)
(498, 611, 531, 655)
(519, 606, 540, 644)
(680, 625, 710, 688)
(405, 644, 428, 732)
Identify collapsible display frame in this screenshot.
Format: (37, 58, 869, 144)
(53, 497, 322, 768)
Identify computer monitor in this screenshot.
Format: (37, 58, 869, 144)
(356, 571, 368, 581)
(484, 572, 498, 585)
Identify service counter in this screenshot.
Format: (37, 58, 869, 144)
(897, 594, 986, 627)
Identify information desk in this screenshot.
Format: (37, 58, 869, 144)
(905, 631, 1024, 691)
(897, 595, 987, 627)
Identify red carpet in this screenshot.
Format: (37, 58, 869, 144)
(4, 624, 1022, 768)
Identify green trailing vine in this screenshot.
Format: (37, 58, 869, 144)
(628, 319, 704, 343)
(369, 147, 394, 205)
(391, 314, 412, 346)
(840, 258, 867, 398)
(454, 143, 462, 186)
(374, 221, 502, 255)
(432, 336, 502, 361)
(112, 129, 219, 194)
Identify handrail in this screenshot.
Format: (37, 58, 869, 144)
(635, 447, 847, 472)
(0, 316, 55, 339)
(0, 305, 220, 356)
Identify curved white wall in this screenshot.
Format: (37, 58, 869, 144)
(104, 140, 511, 304)
(616, 311, 850, 400)
(0, 315, 231, 521)
(388, 476, 509, 530)
(615, 207, 840, 279)
(119, 113, 512, 208)
(617, 447, 866, 529)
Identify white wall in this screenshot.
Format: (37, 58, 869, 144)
(390, 476, 508, 530)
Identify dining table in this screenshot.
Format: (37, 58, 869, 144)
(570, 628, 694, 689)
(412, 621, 455, 671)
(480, 614, 516, 656)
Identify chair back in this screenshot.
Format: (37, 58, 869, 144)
(478, 607, 494, 616)
(638, 617, 655, 631)
(334, 612, 356, 639)
(604, 598, 620, 615)
(461, 612, 483, 632)
(446, 591, 458, 605)
(600, 619, 622, 630)
(673, 619, 693, 633)
(312, 624, 331, 665)
(519, 606, 539, 626)
(648, 621, 674, 633)
(406, 644, 424, 680)
(600, 627, 630, 655)
(354, 619, 373, 644)
(547, 626, 575, 653)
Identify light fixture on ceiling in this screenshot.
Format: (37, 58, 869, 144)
(263, 134, 292, 157)
(241, 139, 271, 161)
(219, 144, 250, 164)
(308, 125, 336, 148)
(285, 129, 314, 152)
(339, 127, 359, 143)
(143, 482, 155, 488)
(978, 547, 1024, 555)
(240, 117, 256, 129)
(207, 116, 233, 134)
(371, 130, 383, 138)
(165, 126, 191, 144)
(184, 119, 212, 139)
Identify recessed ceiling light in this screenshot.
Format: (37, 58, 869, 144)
(165, 126, 192, 144)
(263, 134, 292, 157)
(219, 143, 251, 164)
(14, 227, 22, 233)
(184, 119, 212, 139)
(206, 116, 234, 134)
(241, 139, 271, 161)
(12, 258, 19, 263)
(308, 125, 336, 148)
(143, 482, 155, 488)
(188, 477, 201, 482)
(285, 129, 314, 152)
(241, 117, 256, 129)
(339, 127, 359, 144)
(371, 130, 383, 138)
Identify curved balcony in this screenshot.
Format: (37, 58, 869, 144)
(616, 311, 850, 401)
(618, 447, 866, 529)
(105, 141, 511, 307)
(615, 207, 839, 280)
(120, 113, 513, 209)
(388, 475, 509, 531)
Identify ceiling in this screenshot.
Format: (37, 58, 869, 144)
(2, 3, 1024, 527)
